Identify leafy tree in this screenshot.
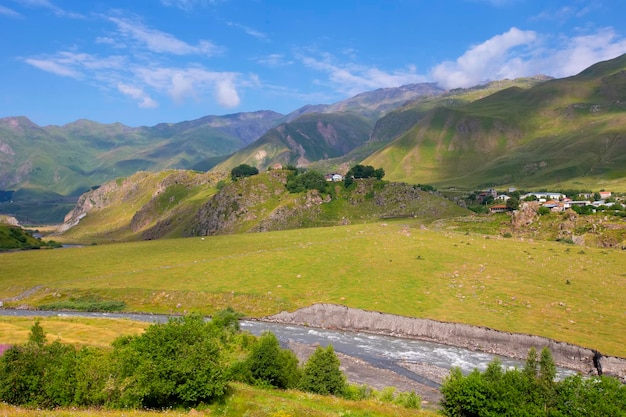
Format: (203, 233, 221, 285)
(28, 319, 46, 347)
(0, 321, 79, 408)
(286, 170, 328, 193)
(231, 164, 259, 181)
(345, 164, 385, 180)
(246, 332, 301, 389)
(506, 196, 520, 210)
(110, 314, 228, 408)
(299, 345, 346, 396)
(212, 306, 243, 332)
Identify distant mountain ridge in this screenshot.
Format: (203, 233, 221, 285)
(0, 83, 446, 222)
(3, 55, 626, 224)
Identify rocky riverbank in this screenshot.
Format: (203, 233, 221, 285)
(263, 303, 626, 381)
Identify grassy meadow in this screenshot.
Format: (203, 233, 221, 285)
(1, 221, 625, 357)
(0, 382, 440, 417)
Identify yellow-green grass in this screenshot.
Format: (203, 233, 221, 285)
(0, 316, 148, 347)
(0, 382, 440, 416)
(1, 222, 625, 356)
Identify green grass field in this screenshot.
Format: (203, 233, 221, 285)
(0, 383, 440, 416)
(1, 221, 625, 357)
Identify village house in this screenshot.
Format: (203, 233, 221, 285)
(489, 204, 509, 214)
(325, 173, 344, 182)
(522, 192, 566, 202)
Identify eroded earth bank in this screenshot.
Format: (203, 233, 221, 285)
(262, 303, 626, 404)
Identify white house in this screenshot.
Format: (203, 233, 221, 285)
(522, 192, 566, 202)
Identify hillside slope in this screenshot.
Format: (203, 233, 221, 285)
(58, 170, 468, 243)
(364, 54, 626, 191)
(212, 112, 375, 172)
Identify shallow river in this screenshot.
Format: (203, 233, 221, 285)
(0, 309, 575, 387)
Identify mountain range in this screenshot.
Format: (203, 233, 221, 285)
(1, 54, 625, 223)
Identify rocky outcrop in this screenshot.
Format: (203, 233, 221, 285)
(263, 303, 626, 380)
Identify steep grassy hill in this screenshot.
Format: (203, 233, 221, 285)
(308, 77, 549, 175)
(212, 112, 375, 172)
(58, 170, 226, 243)
(364, 54, 626, 191)
(57, 169, 468, 244)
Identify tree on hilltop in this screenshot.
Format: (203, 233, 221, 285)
(231, 164, 259, 181)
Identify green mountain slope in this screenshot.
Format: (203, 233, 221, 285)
(0, 111, 283, 223)
(58, 170, 469, 243)
(308, 77, 549, 175)
(364, 54, 626, 191)
(212, 112, 375, 172)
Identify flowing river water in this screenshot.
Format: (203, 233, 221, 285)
(0, 309, 576, 389)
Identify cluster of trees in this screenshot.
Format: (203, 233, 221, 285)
(230, 163, 259, 181)
(343, 164, 385, 187)
(285, 164, 386, 194)
(285, 170, 328, 194)
(441, 347, 626, 416)
(0, 313, 421, 411)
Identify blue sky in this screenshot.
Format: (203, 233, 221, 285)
(1, 0, 625, 127)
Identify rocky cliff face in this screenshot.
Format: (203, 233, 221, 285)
(263, 303, 626, 380)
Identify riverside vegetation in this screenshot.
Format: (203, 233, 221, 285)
(1, 316, 624, 416)
(0, 314, 430, 416)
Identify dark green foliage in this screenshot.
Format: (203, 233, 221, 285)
(28, 319, 46, 347)
(506, 196, 520, 210)
(554, 374, 626, 417)
(73, 346, 115, 407)
(441, 347, 626, 417)
(0, 323, 79, 408)
(211, 306, 243, 332)
(245, 332, 301, 389)
(231, 163, 259, 181)
(0, 225, 55, 250)
(286, 170, 328, 193)
(39, 295, 126, 312)
(571, 204, 595, 215)
(299, 345, 346, 396)
(538, 206, 552, 215)
(346, 164, 385, 180)
(110, 314, 228, 408)
(416, 183, 436, 192)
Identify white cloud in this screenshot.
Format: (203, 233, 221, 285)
(299, 53, 427, 96)
(533, 28, 626, 78)
(24, 58, 81, 77)
(108, 16, 220, 56)
(215, 78, 240, 108)
(15, 0, 82, 18)
(23, 52, 125, 79)
(429, 26, 626, 89)
(134, 66, 241, 107)
(257, 54, 293, 67)
(226, 21, 268, 41)
(118, 83, 158, 108)
(0, 5, 21, 17)
(160, 0, 219, 11)
(430, 27, 537, 89)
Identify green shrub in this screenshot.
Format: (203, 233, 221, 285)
(110, 314, 229, 408)
(245, 332, 301, 389)
(299, 345, 346, 396)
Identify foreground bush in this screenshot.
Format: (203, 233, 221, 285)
(300, 345, 347, 396)
(440, 347, 626, 417)
(110, 314, 229, 408)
